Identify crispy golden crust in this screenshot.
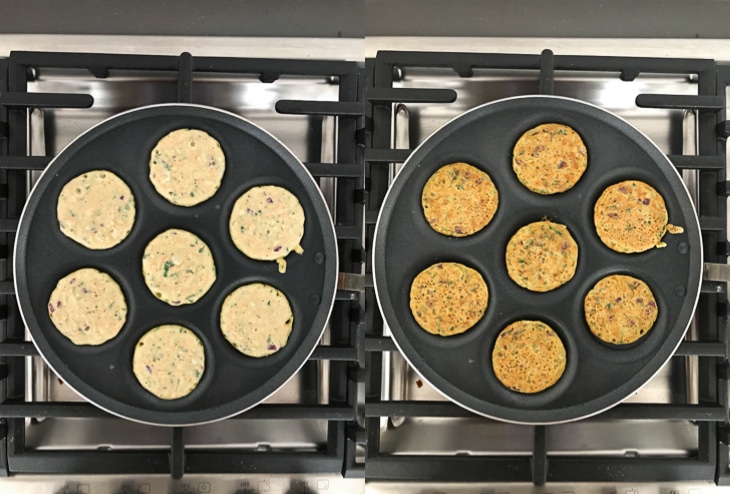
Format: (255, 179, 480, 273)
(584, 274, 658, 345)
(593, 180, 669, 253)
(512, 123, 588, 194)
(409, 262, 488, 336)
(505, 220, 578, 292)
(492, 320, 567, 394)
(421, 163, 499, 237)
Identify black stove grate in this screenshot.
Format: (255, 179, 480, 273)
(0, 51, 365, 479)
(364, 50, 729, 485)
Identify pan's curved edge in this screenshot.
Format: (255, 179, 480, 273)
(371, 94, 703, 425)
(14, 103, 340, 426)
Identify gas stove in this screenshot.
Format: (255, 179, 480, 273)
(0, 38, 365, 493)
(364, 39, 730, 493)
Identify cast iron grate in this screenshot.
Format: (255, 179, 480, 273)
(364, 49, 729, 485)
(0, 51, 365, 479)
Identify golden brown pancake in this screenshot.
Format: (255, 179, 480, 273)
(409, 262, 488, 336)
(512, 123, 588, 194)
(57, 170, 136, 250)
(593, 180, 670, 253)
(505, 220, 579, 292)
(220, 283, 294, 358)
(132, 324, 205, 400)
(47, 267, 127, 345)
(492, 320, 567, 394)
(584, 274, 658, 345)
(421, 162, 499, 236)
(149, 128, 225, 207)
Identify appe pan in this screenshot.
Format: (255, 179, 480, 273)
(14, 104, 338, 426)
(373, 95, 702, 424)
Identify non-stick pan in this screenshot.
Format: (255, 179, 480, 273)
(373, 95, 703, 424)
(14, 103, 338, 426)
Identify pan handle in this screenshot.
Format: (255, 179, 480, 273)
(703, 263, 730, 283)
(337, 273, 368, 292)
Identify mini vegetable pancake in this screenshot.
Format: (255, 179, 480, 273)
(492, 320, 567, 394)
(142, 229, 216, 306)
(48, 268, 127, 345)
(57, 170, 135, 249)
(220, 283, 294, 358)
(505, 220, 578, 292)
(149, 128, 225, 207)
(584, 274, 658, 345)
(409, 262, 488, 336)
(512, 123, 588, 194)
(229, 185, 305, 274)
(421, 162, 499, 237)
(593, 180, 671, 253)
(133, 324, 205, 400)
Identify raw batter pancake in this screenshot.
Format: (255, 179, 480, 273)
(132, 324, 205, 400)
(229, 185, 305, 273)
(142, 229, 216, 306)
(421, 162, 499, 237)
(584, 274, 658, 345)
(57, 170, 136, 249)
(220, 283, 294, 358)
(149, 128, 225, 207)
(593, 180, 670, 253)
(48, 267, 127, 345)
(492, 320, 567, 394)
(505, 220, 579, 292)
(409, 262, 488, 336)
(512, 123, 588, 194)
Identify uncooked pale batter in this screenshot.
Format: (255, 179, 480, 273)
(220, 283, 294, 358)
(57, 170, 136, 249)
(229, 185, 305, 273)
(132, 324, 205, 400)
(48, 267, 127, 345)
(149, 128, 226, 207)
(142, 229, 216, 306)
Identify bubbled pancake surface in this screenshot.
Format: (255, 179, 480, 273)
(421, 162, 499, 237)
(512, 123, 588, 195)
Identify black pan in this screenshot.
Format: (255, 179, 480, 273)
(14, 104, 338, 426)
(373, 95, 702, 424)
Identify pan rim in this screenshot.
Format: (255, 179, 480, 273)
(372, 94, 703, 425)
(14, 102, 339, 426)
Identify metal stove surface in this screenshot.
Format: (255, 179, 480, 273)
(0, 36, 364, 494)
(364, 38, 730, 494)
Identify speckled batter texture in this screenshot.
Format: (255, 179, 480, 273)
(593, 180, 671, 253)
(584, 274, 658, 345)
(505, 220, 579, 292)
(421, 162, 499, 237)
(229, 185, 305, 273)
(409, 262, 488, 336)
(48, 267, 127, 345)
(512, 123, 588, 195)
(220, 283, 294, 358)
(492, 320, 567, 394)
(132, 324, 205, 400)
(57, 170, 136, 250)
(142, 229, 216, 306)
(149, 128, 225, 207)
